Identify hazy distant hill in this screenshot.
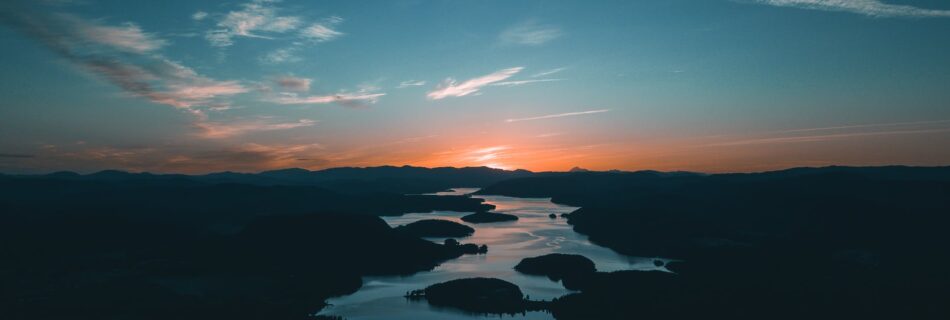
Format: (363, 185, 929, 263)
(4, 165, 536, 194)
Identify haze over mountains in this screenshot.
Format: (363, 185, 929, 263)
(18, 166, 535, 194)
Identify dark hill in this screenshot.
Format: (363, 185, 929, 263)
(1, 212, 478, 319)
(0, 177, 493, 227)
(0, 172, 499, 319)
(478, 166, 950, 318)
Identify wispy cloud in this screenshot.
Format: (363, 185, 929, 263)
(531, 67, 566, 78)
(191, 11, 208, 21)
(535, 132, 563, 138)
(194, 118, 316, 139)
(397, 80, 426, 88)
(505, 109, 610, 123)
(163, 81, 248, 106)
(261, 47, 301, 64)
(269, 92, 385, 106)
(750, 0, 950, 17)
(70, 17, 167, 53)
(0, 9, 248, 109)
(80, 58, 250, 108)
(205, 0, 302, 47)
(300, 16, 344, 42)
(469, 146, 510, 167)
(491, 78, 564, 87)
(499, 21, 561, 45)
(427, 67, 523, 99)
(203, 0, 344, 53)
(274, 75, 312, 91)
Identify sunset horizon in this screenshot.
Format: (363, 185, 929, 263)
(3, 1, 950, 319)
(7, 161, 950, 176)
(3, 0, 949, 175)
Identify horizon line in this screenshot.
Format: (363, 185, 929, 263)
(3, 163, 949, 177)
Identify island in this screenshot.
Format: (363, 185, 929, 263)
(515, 253, 597, 280)
(394, 219, 475, 238)
(410, 278, 529, 314)
(460, 211, 519, 223)
(443, 238, 488, 254)
(514, 253, 597, 289)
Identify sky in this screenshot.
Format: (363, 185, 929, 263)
(1, 0, 949, 174)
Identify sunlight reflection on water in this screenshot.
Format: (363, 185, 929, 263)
(319, 188, 669, 320)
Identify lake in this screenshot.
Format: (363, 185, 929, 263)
(318, 188, 670, 319)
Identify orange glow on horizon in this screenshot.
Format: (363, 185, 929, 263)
(17, 121, 950, 175)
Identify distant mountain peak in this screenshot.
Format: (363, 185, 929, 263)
(90, 169, 135, 177)
(46, 171, 81, 177)
(260, 168, 311, 175)
(569, 167, 591, 173)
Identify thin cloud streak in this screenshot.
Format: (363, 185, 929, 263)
(194, 118, 316, 139)
(505, 109, 611, 123)
(397, 80, 426, 88)
(535, 132, 563, 138)
(751, 0, 950, 17)
(492, 78, 563, 87)
(531, 67, 566, 78)
(427, 67, 523, 99)
(269, 92, 385, 106)
(299, 17, 344, 42)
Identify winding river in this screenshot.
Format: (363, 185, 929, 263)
(318, 188, 669, 319)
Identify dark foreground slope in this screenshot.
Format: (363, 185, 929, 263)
(479, 166, 950, 319)
(0, 175, 494, 319)
(0, 175, 493, 223)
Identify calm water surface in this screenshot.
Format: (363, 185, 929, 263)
(318, 188, 669, 319)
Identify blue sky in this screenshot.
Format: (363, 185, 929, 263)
(1, 0, 949, 173)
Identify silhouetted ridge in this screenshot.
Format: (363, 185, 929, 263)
(9, 165, 538, 194)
